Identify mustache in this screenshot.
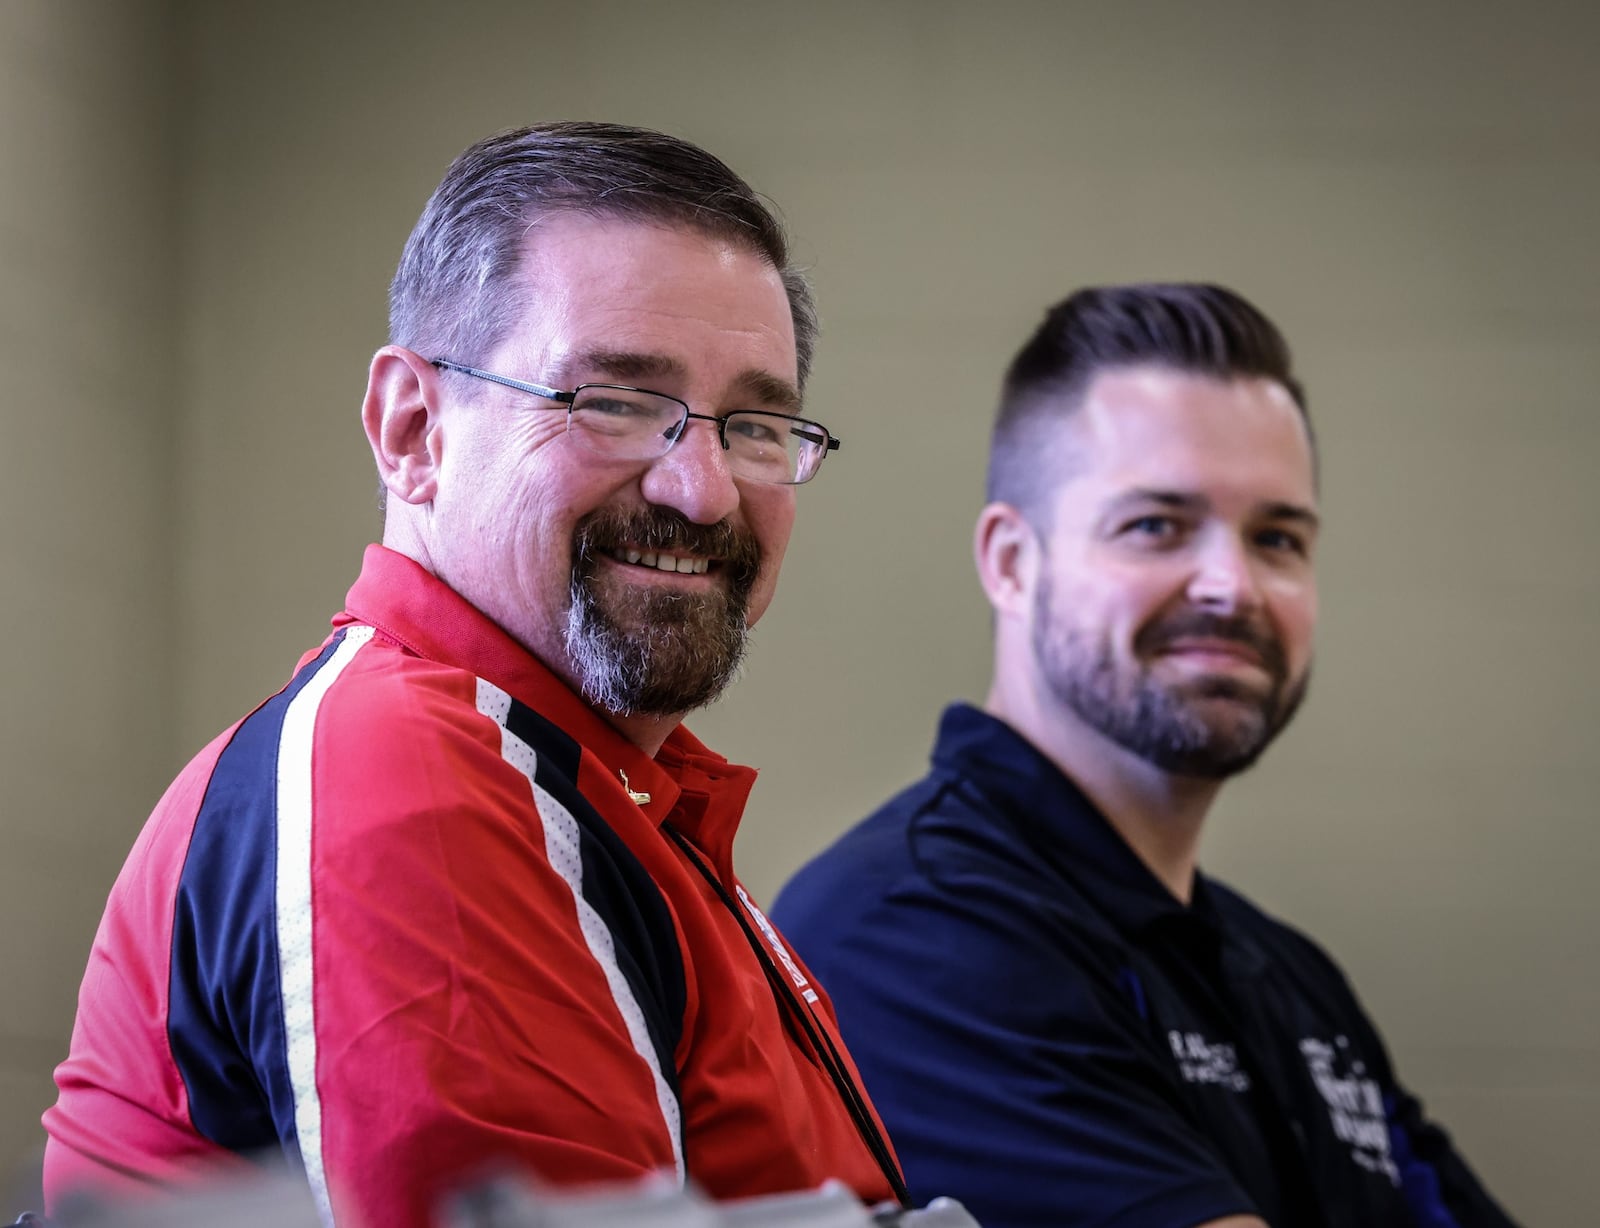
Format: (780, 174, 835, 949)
(1136, 610, 1287, 678)
(572, 506, 762, 587)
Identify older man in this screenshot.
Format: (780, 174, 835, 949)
(774, 285, 1517, 1228)
(44, 123, 903, 1227)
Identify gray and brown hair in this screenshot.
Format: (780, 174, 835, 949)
(389, 121, 817, 385)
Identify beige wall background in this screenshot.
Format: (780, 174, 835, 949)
(3, 0, 1595, 1222)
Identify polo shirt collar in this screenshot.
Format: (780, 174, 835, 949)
(931, 703, 1221, 939)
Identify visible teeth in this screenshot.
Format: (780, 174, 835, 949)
(613, 547, 710, 575)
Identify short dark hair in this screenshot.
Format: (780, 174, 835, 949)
(987, 283, 1311, 519)
(389, 121, 817, 386)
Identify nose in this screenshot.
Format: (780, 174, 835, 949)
(1186, 535, 1263, 616)
(638, 417, 741, 525)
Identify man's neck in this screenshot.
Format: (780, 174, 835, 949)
(984, 681, 1222, 905)
(602, 708, 685, 759)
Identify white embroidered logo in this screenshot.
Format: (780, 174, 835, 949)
(736, 885, 820, 1004)
(1168, 1030, 1251, 1092)
(1300, 1035, 1399, 1185)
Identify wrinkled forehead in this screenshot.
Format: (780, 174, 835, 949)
(489, 214, 798, 382)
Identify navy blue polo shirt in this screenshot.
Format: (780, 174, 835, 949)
(773, 705, 1518, 1228)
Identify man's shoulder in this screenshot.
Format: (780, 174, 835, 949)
(1202, 875, 1362, 1003)
(774, 764, 1121, 984)
(773, 781, 932, 927)
(1206, 876, 1326, 949)
(291, 623, 586, 768)
(779, 765, 1046, 904)
(172, 620, 676, 946)
(304, 623, 483, 720)
(159, 622, 598, 861)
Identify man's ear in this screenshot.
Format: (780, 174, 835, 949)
(363, 346, 444, 505)
(974, 501, 1041, 620)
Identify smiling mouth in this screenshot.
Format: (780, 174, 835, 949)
(609, 547, 713, 576)
(1160, 639, 1264, 666)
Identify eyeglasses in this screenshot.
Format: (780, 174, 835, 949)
(430, 359, 840, 485)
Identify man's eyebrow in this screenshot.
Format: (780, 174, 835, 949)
(1105, 489, 1206, 514)
(1261, 501, 1321, 531)
(732, 369, 803, 415)
(1106, 489, 1321, 529)
(562, 348, 688, 386)
(559, 349, 803, 414)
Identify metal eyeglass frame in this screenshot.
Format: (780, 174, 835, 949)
(429, 359, 840, 484)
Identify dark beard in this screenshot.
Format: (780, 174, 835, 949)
(1035, 576, 1308, 779)
(563, 506, 761, 717)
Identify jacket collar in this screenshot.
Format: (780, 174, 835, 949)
(335, 545, 757, 861)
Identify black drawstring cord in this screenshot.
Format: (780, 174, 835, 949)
(662, 823, 911, 1208)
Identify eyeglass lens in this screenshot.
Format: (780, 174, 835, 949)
(567, 387, 827, 484)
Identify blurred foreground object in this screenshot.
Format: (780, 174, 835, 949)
(34, 1171, 977, 1227)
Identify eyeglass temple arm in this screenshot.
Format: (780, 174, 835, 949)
(795, 427, 840, 452)
(429, 359, 575, 406)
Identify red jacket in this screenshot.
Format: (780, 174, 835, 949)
(45, 545, 897, 1227)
